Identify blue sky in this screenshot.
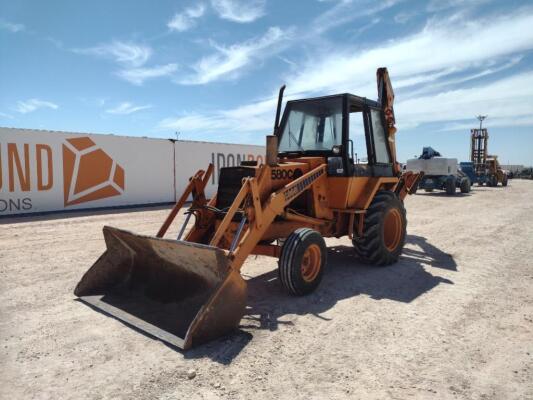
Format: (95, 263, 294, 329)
(1, 0, 532, 165)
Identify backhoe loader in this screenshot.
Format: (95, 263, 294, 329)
(75, 68, 421, 350)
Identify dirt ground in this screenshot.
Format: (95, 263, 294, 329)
(1, 180, 532, 400)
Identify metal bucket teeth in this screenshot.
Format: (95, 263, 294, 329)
(74, 226, 246, 350)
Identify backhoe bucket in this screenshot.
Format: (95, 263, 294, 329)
(74, 226, 246, 350)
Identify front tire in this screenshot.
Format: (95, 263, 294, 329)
(352, 191, 406, 266)
(278, 228, 326, 296)
(460, 178, 471, 193)
(445, 176, 457, 195)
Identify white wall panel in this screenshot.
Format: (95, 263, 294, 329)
(0, 128, 174, 215)
(174, 141, 265, 198)
(0, 128, 266, 216)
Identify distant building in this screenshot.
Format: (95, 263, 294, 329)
(500, 165, 525, 173)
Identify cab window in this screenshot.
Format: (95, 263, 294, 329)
(370, 108, 390, 164)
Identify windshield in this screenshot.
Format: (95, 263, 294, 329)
(278, 97, 343, 153)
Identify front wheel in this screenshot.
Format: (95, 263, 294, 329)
(278, 228, 326, 296)
(445, 176, 457, 195)
(352, 191, 407, 266)
(460, 178, 471, 193)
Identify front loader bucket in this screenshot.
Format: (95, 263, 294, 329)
(74, 226, 246, 350)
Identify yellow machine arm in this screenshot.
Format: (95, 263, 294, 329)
(377, 67, 400, 176)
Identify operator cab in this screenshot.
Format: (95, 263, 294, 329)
(276, 93, 394, 177)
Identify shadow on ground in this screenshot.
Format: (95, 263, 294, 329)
(185, 234, 455, 364)
(416, 192, 472, 197)
(77, 235, 455, 364)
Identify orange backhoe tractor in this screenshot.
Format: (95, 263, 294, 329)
(74, 68, 421, 350)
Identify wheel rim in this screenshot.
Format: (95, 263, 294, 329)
(301, 244, 321, 282)
(383, 208, 402, 252)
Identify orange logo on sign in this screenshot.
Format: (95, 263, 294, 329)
(62, 137, 125, 206)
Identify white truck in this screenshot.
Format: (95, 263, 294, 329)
(406, 147, 471, 195)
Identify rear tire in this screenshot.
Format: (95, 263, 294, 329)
(502, 175, 508, 187)
(352, 191, 406, 266)
(460, 178, 471, 193)
(278, 228, 326, 296)
(445, 176, 457, 195)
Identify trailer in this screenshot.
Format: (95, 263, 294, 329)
(407, 147, 471, 195)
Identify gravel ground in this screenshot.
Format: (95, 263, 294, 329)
(1, 180, 532, 400)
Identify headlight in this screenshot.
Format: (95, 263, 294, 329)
(332, 145, 341, 154)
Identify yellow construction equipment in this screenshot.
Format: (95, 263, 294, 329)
(470, 126, 509, 187)
(75, 68, 421, 350)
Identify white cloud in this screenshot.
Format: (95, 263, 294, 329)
(312, 0, 403, 35)
(0, 19, 25, 33)
(211, 0, 266, 23)
(0, 112, 14, 119)
(158, 94, 280, 135)
(168, 4, 206, 32)
(74, 40, 179, 85)
(15, 99, 58, 114)
(396, 71, 533, 128)
(158, 10, 533, 137)
(180, 26, 290, 85)
(426, 0, 491, 13)
(402, 56, 523, 99)
(394, 12, 415, 24)
(440, 115, 533, 132)
(117, 63, 178, 85)
(74, 41, 152, 68)
(285, 11, 533, 97)
(106, 102, 152, 115)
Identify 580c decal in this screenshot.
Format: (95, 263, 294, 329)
(271, 168, 303, 180)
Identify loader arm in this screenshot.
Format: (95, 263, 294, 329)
(210, 164, 328, 271)
(157, 164, 213, 238)
(377, 67, 400, 175)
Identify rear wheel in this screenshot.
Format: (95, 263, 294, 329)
(460, 178, 471, 193)
(502, 175, 508, 187)
(278, 228, 326, 296)
(445, 176, 457, 195)
(352, 191, 406, 266)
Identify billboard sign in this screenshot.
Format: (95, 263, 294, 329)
(174, 141, 264, 197)
(0, 128, 174, 216)
(0, 128, 265, 216)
